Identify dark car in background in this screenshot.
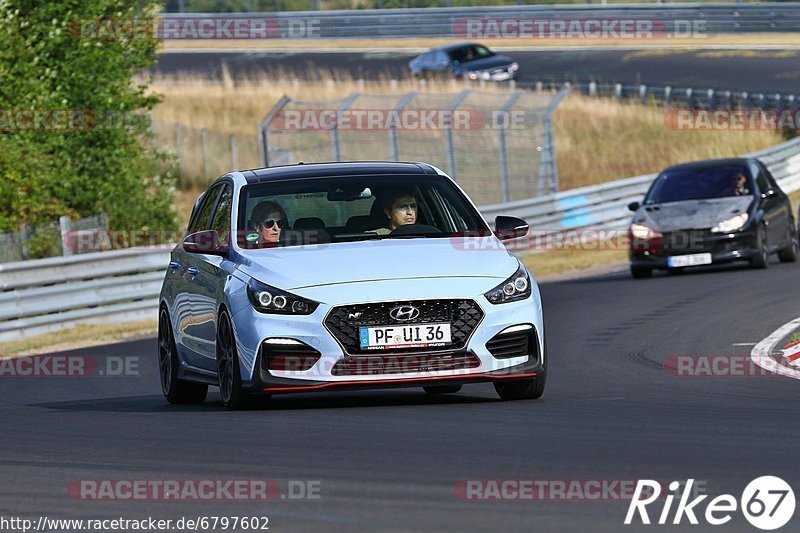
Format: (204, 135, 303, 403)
(409, 42, 518, 81)
(628, 158, 798, 278)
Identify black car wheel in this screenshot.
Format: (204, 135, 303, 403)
(217, 311, 257, 410)
(749, 225, 769, 269)
(630, 266, 653, 279)
(778, 225, 798, 263)
(423, 385, 462, 395)
(494, 369, 546, 401)
(158, 309, 208, 404)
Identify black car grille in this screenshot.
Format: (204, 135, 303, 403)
(331, 352, 480, 376)
(324, 299, 484, 355)
(486, 328, 537, 360)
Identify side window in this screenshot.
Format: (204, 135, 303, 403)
(435, 51, 450, 65)
(210, 185, 233, 245)
(189, 185, 222, 234)
(759, 161, 780, 190)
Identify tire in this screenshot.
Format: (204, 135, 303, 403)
(749, 225, 769, 269)
(423, 385, 462, 395)
(630, 266, 652, 279)
(158, 309, 208, 404)
(216, 311, 257, 410)
(778, 225, 798, 263)
(494, 365, 547, 401)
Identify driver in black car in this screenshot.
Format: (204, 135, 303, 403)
(369, 189, 418, 235)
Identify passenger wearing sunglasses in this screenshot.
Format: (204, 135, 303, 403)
(251, 200, 287, 245)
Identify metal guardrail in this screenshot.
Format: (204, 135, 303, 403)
(2, 137, 800, 343)
(524, 80, 800, 111)
(160, 4, 800, 38)
(0, 246, 172, 343)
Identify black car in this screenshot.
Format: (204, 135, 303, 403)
(409, 42, 518, 81)
(628, 158, 798, 278)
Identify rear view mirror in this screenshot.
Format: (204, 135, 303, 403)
(327, 187, 372, 202)
(494, 216, 529, 241)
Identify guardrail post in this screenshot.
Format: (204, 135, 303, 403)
(444, 89, 472, 182)
(686, 88, 694, 109)
(201, 128, 210, 179)
(535, 81, 543, 93)
(639, 84, 647, 104)
(589, 81, 597, 97)
(497, 91, 525, 203)
(664, 86, 672, 108)
(614, 83, 622, 101)
(390, 92, 417, 162)
(230, 135, 238, 171)
(331, 92, 360, 162)
(59, 216, 71, 257)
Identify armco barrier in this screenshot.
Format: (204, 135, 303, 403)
(161, 4, 800, 38)
(2, 137, 800, 343)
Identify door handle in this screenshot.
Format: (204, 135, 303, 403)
(169, 261, 181, 270)
(187, 267, 199, 277)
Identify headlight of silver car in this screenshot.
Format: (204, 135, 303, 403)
(484, 263, 531, 304)
(710, 213, 749, 234)
(247, 278, 320, 315)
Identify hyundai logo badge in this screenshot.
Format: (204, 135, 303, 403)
(389, 305, 420, 321)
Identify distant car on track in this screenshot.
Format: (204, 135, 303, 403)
(409, 42, 518, 81)
(628, 158, 798, 278)
(158, 162, 545, 409)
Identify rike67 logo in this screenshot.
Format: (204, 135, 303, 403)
(625, 477, 795, 530)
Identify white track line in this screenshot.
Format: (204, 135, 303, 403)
(750, 316, 800, 380)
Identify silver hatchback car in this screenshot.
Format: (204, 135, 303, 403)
(158, 162, 546, 409)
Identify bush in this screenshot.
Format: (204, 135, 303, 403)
(0, 0, 177, 238)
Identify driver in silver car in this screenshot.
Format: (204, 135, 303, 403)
(369, 189, 418, 235)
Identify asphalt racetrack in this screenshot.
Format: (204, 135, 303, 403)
(155, 48, 800, 94)
(2, 260, 800, 531)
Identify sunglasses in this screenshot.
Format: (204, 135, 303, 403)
(260, 219, 286, 229)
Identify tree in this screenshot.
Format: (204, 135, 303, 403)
(0, 0, 176, 237)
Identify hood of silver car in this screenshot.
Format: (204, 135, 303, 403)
(234, 237, 519, 291)
(633, 197, 753, 232)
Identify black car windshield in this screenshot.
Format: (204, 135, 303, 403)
(644, 164, 754, 204)
(448, 44, 494, 63)
(237, 174, 490, 249)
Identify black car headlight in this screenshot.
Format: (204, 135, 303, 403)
(484, 263, 532, 304)
(247, 278, 320, 315)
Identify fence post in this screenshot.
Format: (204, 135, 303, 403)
(389, 92, 417, 162)
(497, 91, 525, 203)
(230, 135, 238, 171)
(444, 89, 472, 182)
(175, 124, 184, 177)
(201, 128, 210, 179)
(331, 92, 360, 163)
(538, 86, 571, 195)
(257, 94, 292, 167)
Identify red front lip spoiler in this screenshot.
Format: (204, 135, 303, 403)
(261, 372, 538, 393)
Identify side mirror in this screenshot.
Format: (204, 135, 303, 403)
(628, 201, 641, 212)
(494, 216, 529, 241)
(183, 229, 228, 256)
